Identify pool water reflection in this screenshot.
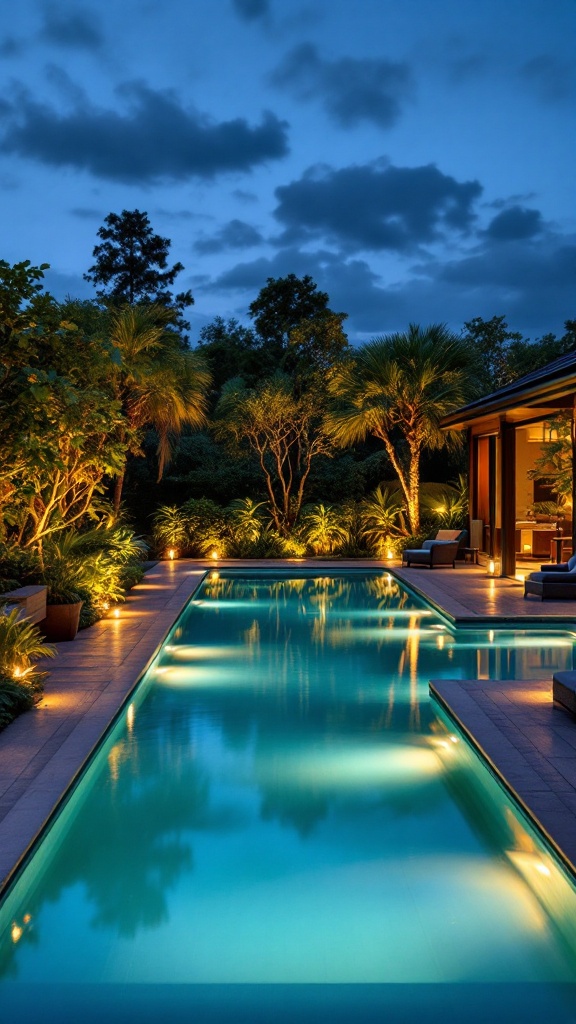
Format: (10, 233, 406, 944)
(1, 571, 576, 1023)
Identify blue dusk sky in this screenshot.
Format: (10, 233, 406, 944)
(0, 0, 574, 344)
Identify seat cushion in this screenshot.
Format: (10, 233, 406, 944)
(528, 571, 576, 584)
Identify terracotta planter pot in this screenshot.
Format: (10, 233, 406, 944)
(41, 601, 83, 642)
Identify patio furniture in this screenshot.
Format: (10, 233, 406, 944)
(0, 585, 47, 624)
(552, 671, 576, 715)
(402, 530, 467, 569)
(524, 558, 576, 600)
(537, 553, 576, 573)
(462, 547, 479, 564)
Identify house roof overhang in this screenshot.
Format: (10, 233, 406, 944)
(441, 352, 576, 431)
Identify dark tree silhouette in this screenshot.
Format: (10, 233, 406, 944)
(84, 209, 193, 325)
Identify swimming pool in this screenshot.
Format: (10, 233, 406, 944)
(2, 570, 576, 1023)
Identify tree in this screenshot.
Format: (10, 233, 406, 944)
(84, 209, 193, 326)
(460, 316, 523, 392)
(248, 273, 348, 376)
(106, 304, 211, 510)
(215, 374, 334, 535)
(195, 316, 260, 397)
(461, 316, 576, 391)
(326, 324, 479, 533)
(0, 263, 125, 547)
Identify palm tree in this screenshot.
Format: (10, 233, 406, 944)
(326, 324, 478, 533)
(108, 304, 211, 509)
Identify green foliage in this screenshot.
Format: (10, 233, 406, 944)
(327, 323, 479, 532)
(181, 498, 229, 556)
(152, 504, 190, 553)
(420, 476, 468, 530)
(107, 303, 211, 508)
(461, 316, 576, 392)
(528, 413, 572, 503)
(359, 485, 408, 556)
(0, 609, 55, 679)
(0, 676, 43, 731)
(0, 609, 55, 728)
(299, 503, 349, 555)
(41, 521, 147, 611)
(227, 498, 268, 544)
(196, 317, 260, 396)
(215, 374, 333, 535)
(0, 543, 41, 592)
(248, 273, 349, 378)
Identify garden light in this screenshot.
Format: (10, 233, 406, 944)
(168, 548, 175, 560)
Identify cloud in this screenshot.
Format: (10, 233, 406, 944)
(520, 55, 575, 103)
(0, 80, 289, 183)
(40, 3, 104, 50)
(194, 219, 263, 254)
(232, 0, 270, 20)
(485, 206, 543, 242)
(273, 160, 482, 252)
(233, 188, 258, 203)
(70, 206, 103, 219)
(271, 43, 414, 128)
(0, 35, 24, 57)
(205, 225, 575, 342)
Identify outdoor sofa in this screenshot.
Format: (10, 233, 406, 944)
(401, 529, 467, 569)
(524, 553, 576, 600)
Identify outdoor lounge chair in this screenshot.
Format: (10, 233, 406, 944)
(524, 553, 576, 600)
(401, 529, 467, 569)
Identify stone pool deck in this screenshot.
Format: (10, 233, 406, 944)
(0, 561, 206, 890)
(1, 558, 576, 893)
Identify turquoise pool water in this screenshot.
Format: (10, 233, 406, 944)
(2, 570, 576, 1023)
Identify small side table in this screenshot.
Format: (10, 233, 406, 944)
(462, 547, 479, 564)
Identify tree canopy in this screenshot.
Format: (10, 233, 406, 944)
(325, 323, 479, 532)
(248, 273, 349, 377)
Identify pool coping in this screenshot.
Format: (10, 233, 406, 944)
(430, 679, 576, 877)
(2, 556, 576, 899)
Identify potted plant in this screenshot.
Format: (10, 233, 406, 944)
(39, 560, 84, 643)
(41, 584, 84, 642)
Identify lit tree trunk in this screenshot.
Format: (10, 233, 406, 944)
(113, 464, 126, 513)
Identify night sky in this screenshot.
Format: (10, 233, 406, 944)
(1, 0, 574, 343)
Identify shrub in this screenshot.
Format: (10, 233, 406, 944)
(299, 503, 349, 555)
(0, 676, 43, 731)
(0, 609, 55, 730)
(181, 498, 229, 556)
(151, 504, 189, 556)
(359, 486, 408, 557)
(0, 542, 41, 593)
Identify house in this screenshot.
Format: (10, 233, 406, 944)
(441, 351, 576, 577)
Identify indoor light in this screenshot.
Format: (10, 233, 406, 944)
(488, 559, 495, 576)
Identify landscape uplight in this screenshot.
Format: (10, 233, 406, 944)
(168, 548, 175, 560)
